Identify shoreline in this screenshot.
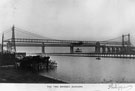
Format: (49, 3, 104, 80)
(0, 66, 66, 83)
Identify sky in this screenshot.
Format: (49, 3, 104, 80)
(1, 0, 135, 42)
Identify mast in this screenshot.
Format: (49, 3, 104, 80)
(1, 33, 4, 54)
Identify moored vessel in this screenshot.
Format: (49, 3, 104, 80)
(15, 55, 57, 72)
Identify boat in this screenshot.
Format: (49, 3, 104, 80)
(96, 57, 101, 60)
(48, 60, 57, 69)
(75, 48, 82, 53)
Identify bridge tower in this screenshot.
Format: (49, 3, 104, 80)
(11, 25, 16, 52)
(121, 34, 125, 53)
(121, 34, 131, 53)
(122, 34, 131, 46)
(127, 34, 131, 53)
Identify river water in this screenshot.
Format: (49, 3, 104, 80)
(40, 56, 135, 83)
(18, 47, 135, 83)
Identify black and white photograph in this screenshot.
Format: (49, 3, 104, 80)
(1, 0, 135, 91)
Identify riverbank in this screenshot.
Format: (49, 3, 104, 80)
(0, 66, 66, 83)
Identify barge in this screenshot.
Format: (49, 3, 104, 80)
(0, 51, 57, 72)
(15, 55, 57, 72)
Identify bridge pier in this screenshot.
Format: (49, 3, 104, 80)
(120, 47, 123, 53)
(116, 47, 119, 53)
(107, 47, 111, 53)
(112, 47, 115, 53)
(126, 46, 131, 54)
(95, 42, 100, 53)
(119, 47, 121, 53)
(121, 47, 126, 53)
(70, 45, 74, 54)
(102, 46, 106, 53)
(42, 42, 45, 54)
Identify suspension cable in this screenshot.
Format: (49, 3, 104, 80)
(15, 27, 53, 39)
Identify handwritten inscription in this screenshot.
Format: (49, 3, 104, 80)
(108, 83, 133, 91)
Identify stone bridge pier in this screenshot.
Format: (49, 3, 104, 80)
(101, 46, 106, 53)
(42, 42, 45, 54)
(107, 47, 111, 53)
(70, 45, 74, 54)
(95, 42, 100, 53)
